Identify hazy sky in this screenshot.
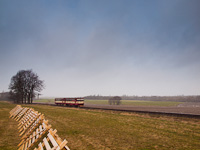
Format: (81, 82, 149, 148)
(0, 0, 200, 97)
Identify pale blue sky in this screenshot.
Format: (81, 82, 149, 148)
(0, 0, 200, 97)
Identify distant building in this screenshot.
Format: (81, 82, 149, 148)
(0, 91, 10, 100)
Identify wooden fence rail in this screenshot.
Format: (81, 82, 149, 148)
(18, 120, 51, 150)
(21, 114, 45, 140)
(34, 129, 70, 150)
(19, 109, 41, 136)
(10, 105, 21, 116)
(10, 105, 23, 119)
(9, 105, 70, 150)
(15, 107, 30, 121)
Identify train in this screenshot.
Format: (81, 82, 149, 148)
(55, 97, 84, 107)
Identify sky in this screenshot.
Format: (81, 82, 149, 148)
(0, 0, 200, 97)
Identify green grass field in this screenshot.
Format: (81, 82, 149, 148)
(34, 99, 182, 107)
(33, 99, 54, 103)
(1, 101, 200, 150)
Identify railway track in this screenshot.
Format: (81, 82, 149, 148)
(31, 102, 200, 119)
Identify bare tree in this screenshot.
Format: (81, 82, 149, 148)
(108, 96, 122, 105)
(9, 69, 44, 104)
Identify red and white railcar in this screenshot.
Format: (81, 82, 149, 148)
(55, 97, 84, 107)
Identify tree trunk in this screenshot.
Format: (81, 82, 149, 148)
(28, 93, 31, 104)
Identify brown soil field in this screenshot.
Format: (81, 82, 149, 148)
(33, 101, 200, 116)
(84, 103, 200, 115)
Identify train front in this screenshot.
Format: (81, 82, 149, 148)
(75, 97, 84, 107)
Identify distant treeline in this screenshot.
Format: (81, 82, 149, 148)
(85, 95, 200, 102)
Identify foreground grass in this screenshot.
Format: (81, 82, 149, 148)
(0, 102, 19, 150)
(1, 101, 200, 150)
(25, 104, 200, 150)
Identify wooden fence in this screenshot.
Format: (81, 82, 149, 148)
(9, 105, 70, 150)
